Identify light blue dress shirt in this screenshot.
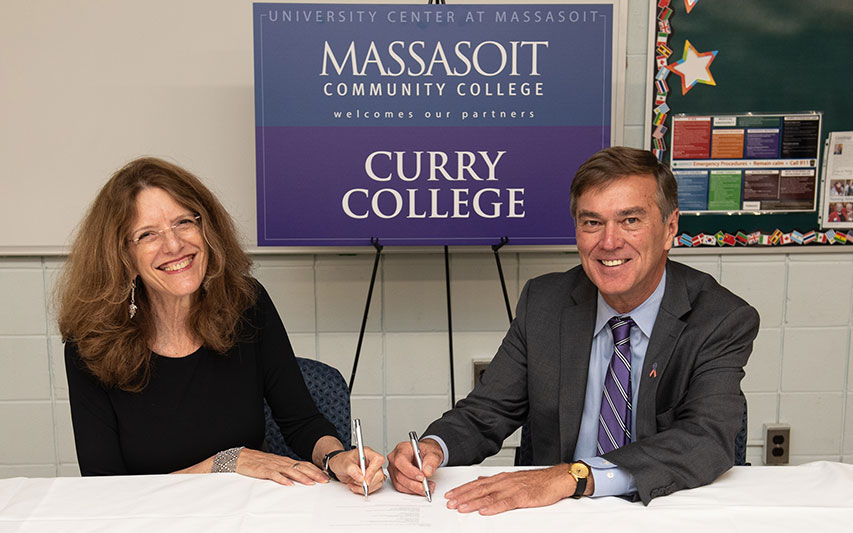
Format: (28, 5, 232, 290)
(574, 270, 666, 497)
(428, 271, 667, 499)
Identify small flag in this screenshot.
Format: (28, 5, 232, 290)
(748, 232, 760, 245)
(652, 124, 668, 139)
(715, 231, 725, 246)
(803, 230, 816, 244)
(659, 20, 671, 34)
(658, 0, 671, 8)
(825, 230, 836, 244)
(816, 232, 827, 244)
(835, 232, 847, 244)
(654, 103, 671, 115)
(723, 233, 736, 246)
(659, 7, 673, 21)
(692, 234, 703, 247)
(680, 233, 693, 247)
(656, 44, 673, 58)
(781, 233, 793, 245)
(655, 92, 667, 105)
(736, 232, 748, 245)
(791, 230, 804, 245)
(770, 229, 783, 245)
(702, 234, 717, 246)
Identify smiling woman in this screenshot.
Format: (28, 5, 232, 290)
(55, 157, 385, 493)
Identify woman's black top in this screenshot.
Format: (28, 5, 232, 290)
(65, 282, 336, 475)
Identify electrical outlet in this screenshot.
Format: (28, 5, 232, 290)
(472, 361, 491, 389)
(763, 423, 790, 465)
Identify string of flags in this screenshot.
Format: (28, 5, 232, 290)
(673, 229, 853, 247)
(652, 0, 674, 160)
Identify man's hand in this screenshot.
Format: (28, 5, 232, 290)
(444, 464, 583, 515)
(387, 438, 444, 496)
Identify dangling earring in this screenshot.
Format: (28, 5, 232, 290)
(129, 279, 138, 319)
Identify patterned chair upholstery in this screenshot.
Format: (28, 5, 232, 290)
(514, 397, 749, 466)
(263, 357, 351, 459)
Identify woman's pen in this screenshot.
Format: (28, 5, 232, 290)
(353, 419, 369, 497)
(408, 431, 432, 502)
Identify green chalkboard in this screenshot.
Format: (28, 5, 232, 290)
(653, 0, 853, 235)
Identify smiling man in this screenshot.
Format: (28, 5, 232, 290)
(388, 146, 760, 513)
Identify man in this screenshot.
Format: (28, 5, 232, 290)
(388, 146, 759, 514)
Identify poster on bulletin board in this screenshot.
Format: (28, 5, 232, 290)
(253, 2, 623, 246)
(669, 112, 822, 214)
(820, 131, 853, 229)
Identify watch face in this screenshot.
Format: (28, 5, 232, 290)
(571, 462, 590, 478)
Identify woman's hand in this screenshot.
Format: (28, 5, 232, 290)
(235, 448, 330, 486)
(328, 447, 386, 495)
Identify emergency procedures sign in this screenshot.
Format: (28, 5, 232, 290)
(254, 3, 614, 245)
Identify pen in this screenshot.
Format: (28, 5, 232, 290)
(353, 418, 369, 497)
(408, 431, 432, 502)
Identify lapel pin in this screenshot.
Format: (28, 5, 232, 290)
(649, 362, 658, 379)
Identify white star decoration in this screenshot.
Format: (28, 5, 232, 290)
(666, 40, 718, 95)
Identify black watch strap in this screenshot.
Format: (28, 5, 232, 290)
(323, 448, 348, 480)
(569, 461, 591, 499)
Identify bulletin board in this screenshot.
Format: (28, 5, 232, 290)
(648, 0, 853, 237)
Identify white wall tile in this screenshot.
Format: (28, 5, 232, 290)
(623, 125, 646, 150)
(0, 465, 57, 478)
(782, 328, 848, 392)
(385, 333, 449, 396)
(288, 333, 317, 359)
(672, 257, 719, 281)
(0, 402, 55, 463)
(383, 254, 445, 332)
(450, 254, 518, 332)
(0, 270, 46, 335)
(625, 0, 650, 55)
(0, 258, 42, 269)
(0, 338, 50, 400)
(720, 259, 786, 327)
(450, 332, 506, 397)
(788, 455, 842, 466)
(743, 329, 781, 393)
(517, 253, 579, 295)
(318, 333, 382, 395)
(786, 260, 853, 326)
(253, 264, 316, 333)
(315, 256, 381, 332)
(745, 392, 778, 442)
(780, 393, 843, 456)
(845, 395, 853, 456)
(58, 463, 81, 477)
(623, 55, 648, 126)
(50, 336, 69, 400)
(54, 402, 76, 464)
(43, 266, 61, 336)
(350, 397, 384, 453)
(386, 397, 450, 452)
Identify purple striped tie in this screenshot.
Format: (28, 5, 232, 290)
(597, 316, 634, 455)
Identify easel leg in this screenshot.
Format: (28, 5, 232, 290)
(349, 238, 382, 393)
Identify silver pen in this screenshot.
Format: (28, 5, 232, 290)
(353, 418, 369, 497)
(408, 431, 432, 502)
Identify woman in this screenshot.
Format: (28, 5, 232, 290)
(57, 157, 384, 492)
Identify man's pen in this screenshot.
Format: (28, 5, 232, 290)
(408, 431, 432, 502)
(353, 419, 369, 497)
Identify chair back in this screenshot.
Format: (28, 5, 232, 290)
(264, 357, 351, 459)
(514, 397, 749, 466)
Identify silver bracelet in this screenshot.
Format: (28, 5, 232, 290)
(211, 446, 244, 473)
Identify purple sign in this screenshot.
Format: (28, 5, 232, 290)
(254, 3, 614, 246)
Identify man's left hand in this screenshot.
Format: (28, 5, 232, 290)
(444, 465, 583, 515)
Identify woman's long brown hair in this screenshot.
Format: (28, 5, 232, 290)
(56, 157, 255, 392)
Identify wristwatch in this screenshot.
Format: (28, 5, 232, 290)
(568, 461, 591, 499)
(323, 449, 348, 480)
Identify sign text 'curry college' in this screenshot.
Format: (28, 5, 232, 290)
(254, 3, 614, 246)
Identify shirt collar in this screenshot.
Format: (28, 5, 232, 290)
(594, 269, 667, 339)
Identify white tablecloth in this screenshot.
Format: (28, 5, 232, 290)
(1, 462, 852, 532)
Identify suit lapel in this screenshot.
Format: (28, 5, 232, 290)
(636, 261, 691, 439)
(558, 273, 598, 462)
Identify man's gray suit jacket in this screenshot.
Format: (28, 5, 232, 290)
(425, 259, 760, 505)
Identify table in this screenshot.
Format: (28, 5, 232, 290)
(1, 462, 852, 532)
